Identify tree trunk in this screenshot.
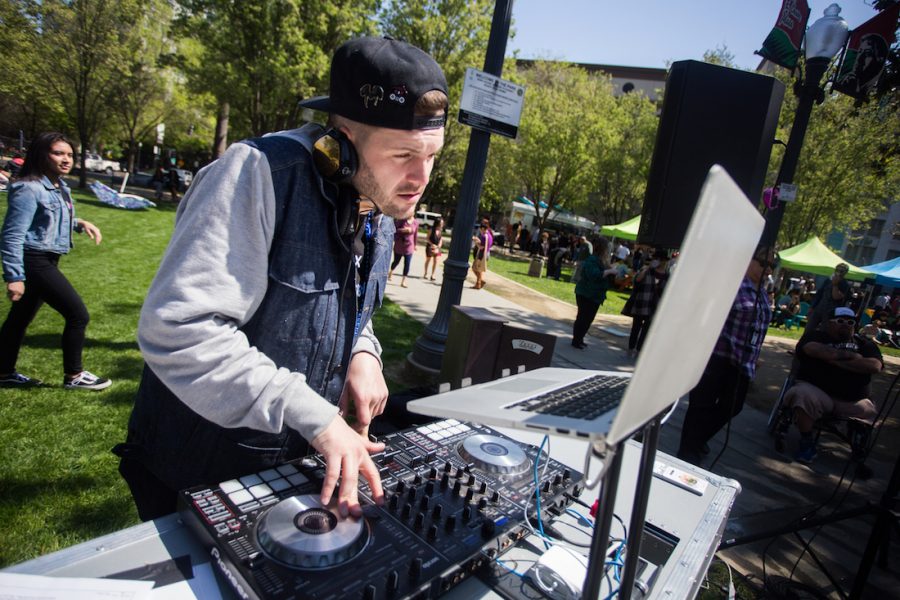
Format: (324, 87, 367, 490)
(212, 102, 229, 159)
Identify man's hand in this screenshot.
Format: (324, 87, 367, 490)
(6, 281, 24, 302)
(311, 415, 385, 517)
(339, 352, 389, 436)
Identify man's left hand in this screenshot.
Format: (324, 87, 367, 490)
(339, 352, 388, 436)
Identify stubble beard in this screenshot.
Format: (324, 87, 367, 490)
(353, 161, 416, 220)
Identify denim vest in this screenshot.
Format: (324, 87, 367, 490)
(122, 126, 394, 490)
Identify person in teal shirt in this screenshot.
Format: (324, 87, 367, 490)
(571, 237, 617, 349)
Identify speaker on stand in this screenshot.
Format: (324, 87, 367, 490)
(637, 60, 785, 249)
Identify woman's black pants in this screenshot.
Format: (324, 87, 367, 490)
(0, 251, 89, 374)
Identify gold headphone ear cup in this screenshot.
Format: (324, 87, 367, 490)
(313, 135, 342, 179)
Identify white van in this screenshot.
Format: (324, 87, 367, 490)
(415, 210, 442, 230)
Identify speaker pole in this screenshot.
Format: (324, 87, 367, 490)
(409, 0, 514, 373)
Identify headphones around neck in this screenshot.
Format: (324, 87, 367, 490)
(312, 128, 358, 184)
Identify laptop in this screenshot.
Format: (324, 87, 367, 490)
(408, 165, 765, 447)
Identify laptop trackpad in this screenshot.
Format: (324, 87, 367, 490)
(483, 378, 556, 393)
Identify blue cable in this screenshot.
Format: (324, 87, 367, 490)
(533, 435, 550, 548)
(565, 508, 594, 528)
(494, 558, 527, 578)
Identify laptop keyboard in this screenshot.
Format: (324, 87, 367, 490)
(507, 374, 628, 420)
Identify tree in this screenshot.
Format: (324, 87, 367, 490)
(775, 88, 899, 248)
(378, 0, 495, 213)
(485, 61, 617, 234)
(586, 91, 658, 226)
(176, 0, 379, 148)
(0, 0, 67, 144)
(31, 0, 142, 187)
(109, 0, 178, 172)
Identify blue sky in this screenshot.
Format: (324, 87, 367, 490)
(508, 0, 883, 70)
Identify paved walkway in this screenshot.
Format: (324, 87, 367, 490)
(383, 256, 900, 598)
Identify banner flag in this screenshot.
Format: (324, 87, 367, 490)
(833, 3, 900, 99)
(756, 0, 811, 69)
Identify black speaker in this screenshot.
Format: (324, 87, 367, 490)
(637, 60, 784, 249)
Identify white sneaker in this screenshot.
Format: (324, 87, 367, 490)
(64, 371, 112, 390)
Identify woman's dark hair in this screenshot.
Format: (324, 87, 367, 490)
(18, 132, 74, 181)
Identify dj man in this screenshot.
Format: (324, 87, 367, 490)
(115, 37, 448, 521)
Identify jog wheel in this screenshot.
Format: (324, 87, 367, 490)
(458, 434, 532, 477)
(256, 495, 368, 569)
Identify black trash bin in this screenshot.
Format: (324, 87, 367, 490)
(439, 305, 507, 389)
(493, 325, 557, 379)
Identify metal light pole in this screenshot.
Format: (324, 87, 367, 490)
(408, 0, 515, 373)
(761, 3, 849, 246)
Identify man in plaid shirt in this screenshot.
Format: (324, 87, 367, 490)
(677, 247, 775, 465)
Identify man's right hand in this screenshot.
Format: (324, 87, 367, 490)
(6, 281, 24, 302)
(311, 415, 385, 518)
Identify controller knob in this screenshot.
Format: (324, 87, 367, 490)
(386, 570, 399, 592)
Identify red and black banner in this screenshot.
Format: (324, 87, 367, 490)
(833, 3, 900, 99)
(757, 0, 811, 69)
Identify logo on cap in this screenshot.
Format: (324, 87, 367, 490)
(389, 85, 408, 104)
(359, 84, 384, 109)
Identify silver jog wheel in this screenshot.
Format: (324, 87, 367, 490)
(256, 495, 368, 569)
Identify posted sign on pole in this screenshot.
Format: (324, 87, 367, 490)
(458, 68, 525, 139)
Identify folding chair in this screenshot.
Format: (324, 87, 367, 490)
(766, 359, 874, 477)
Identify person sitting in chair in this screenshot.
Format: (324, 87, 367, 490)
(785, 307, 882, 464)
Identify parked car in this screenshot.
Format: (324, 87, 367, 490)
(83, 152, 122, 174)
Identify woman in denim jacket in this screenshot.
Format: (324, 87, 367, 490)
(0, 132, 111, 390)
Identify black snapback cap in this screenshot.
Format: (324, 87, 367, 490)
(300, 36, 448, 130)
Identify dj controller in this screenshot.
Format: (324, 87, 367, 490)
(178, 419, 583, 600)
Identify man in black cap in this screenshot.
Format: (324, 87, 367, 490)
(784, 306, 882, 464)
(116, 37, 448, 521)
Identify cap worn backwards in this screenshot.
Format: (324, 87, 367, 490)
(300, 36, 448, 131)
(832, 307, 856, 319)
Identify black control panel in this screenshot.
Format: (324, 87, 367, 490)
(178, 420, 582, 599)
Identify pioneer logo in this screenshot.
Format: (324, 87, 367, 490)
(211, 547, 251, 599)
(511, 339, 543, 354)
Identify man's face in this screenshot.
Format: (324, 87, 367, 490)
(747, 250, 775, 284)
(347, 124, 444, 219)
(826, 315, 856, 341)
(834, 266, 848, 280)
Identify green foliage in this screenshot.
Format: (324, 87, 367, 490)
(485, 62, 619, 232)
(768, 64, 900, 248)
(378, 0, 496, 213)
(29, 0, 144, 185)
(0, 0, 70, 139)
(587, 92, 658, 226)
(176, 0, 379, 140)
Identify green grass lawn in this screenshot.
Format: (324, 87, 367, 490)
(0, 190, 424, 567)
(487, 252, 631, 315)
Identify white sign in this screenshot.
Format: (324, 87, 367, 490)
(511, 339, 543, 355)
(458, 68, 526, 139)
(156, 123, 166, 145)
(778, 182, 798, 202)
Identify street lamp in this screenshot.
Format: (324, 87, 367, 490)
(761, 3, 849, 246)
